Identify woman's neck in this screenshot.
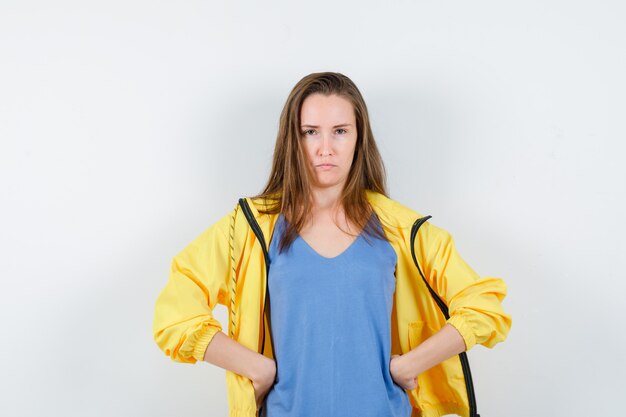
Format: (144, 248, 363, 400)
(309, 185, 343, 213)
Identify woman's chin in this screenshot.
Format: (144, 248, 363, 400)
(311, 179, 345, 190)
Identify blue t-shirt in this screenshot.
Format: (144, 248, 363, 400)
(261, 212, 412, 417)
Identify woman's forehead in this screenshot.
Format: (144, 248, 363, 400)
(300, 94, 355, 123)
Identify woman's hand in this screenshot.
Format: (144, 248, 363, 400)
(251, 356, 277, 410)
(390, 354, 418, 390)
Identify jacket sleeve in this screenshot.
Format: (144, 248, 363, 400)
(152, 209, 234, 363)
(420, 222, 512, 351)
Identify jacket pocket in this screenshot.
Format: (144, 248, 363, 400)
(407, 320, 464, 408)
(225, 370, 258, 416)
(408, 320, 426, 349)
(406, 320, 426, 409)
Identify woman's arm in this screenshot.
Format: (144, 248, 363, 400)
(391, 323, 466, 387)
(203, 331, 276, 383)
(152, 207, 277, 407)
(153, 209, 235, 363)
(203, 332, 276, 409)
(391, 221, 512, 388)
(417, 223, 513, 351)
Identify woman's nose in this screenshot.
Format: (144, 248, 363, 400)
(318, 133, 333, 156)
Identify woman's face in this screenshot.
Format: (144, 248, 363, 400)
(299, 93, 358, 193)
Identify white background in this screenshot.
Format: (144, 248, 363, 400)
(1, 1, 624, 416)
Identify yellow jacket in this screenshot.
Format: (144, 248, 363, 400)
(152, 190, 512, 417)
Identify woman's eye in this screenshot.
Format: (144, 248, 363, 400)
(336, 128, 347, 134)
(302, 129, 315, 135)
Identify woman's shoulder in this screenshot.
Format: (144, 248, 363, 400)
(364, 189, 428, 228)
(364, 190, 458, 247)
(246, 192, 281, 215)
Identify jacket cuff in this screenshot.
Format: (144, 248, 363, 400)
(191, 322, 222, 362)
(446, 315, 476, 352)
(175, 319, 222, 363)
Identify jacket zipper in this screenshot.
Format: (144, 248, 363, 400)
(238, 198, 272, 355)
(410, 215, 480, 417)
(238, 198, 273, 417)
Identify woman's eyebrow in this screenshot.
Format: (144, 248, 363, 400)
(301, 123, 352, 128)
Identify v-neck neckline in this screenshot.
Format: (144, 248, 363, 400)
(278, 212, 373, 261)
(298, 231, 362, 260)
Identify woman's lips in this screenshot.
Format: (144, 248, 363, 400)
(317, 164, 335, 170)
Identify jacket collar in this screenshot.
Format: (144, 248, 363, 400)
(363, 189, 422, 229)
(246, 189, 421, 229)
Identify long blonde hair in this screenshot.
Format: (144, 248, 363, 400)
(251, 71, 389, 253)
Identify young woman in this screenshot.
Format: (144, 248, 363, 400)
(153, 72, 512, 417)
